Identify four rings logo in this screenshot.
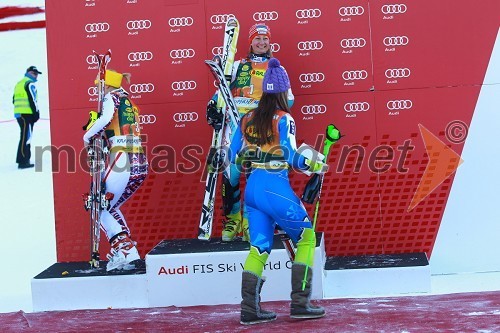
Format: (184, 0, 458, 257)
(168, 17, 194, 27)
(170, 49, 195, 59)
(86, 54, 98, 65)
(88, 86, 98, 96)
(128, 51, 153, 62)
(171, 81, 197, 91)
(210, 14, 235, 25)
(139, 114, 157, 124)
(297, 41, 323, 51)
(340, 38, 366, 48)
(344, 102, 370, 112)
(296, 9, 322, 19)
(385, 68, 411, 78)
(299, 73, 325, 83)
(130, 83, 155, 94)
(301, 105, 327, 115)
(383, 36, 409, 46)
(339, 6, 364, 16)
(126, 20, 152, 30)
(342, 70, 368, 81)
(173, 112, 198, 122)
(387, 100, 413, 110)
(253, 11, 279, 21)
(85, 22, 110, 33)
(381, 4, 407, 14)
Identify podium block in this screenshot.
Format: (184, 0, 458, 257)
(146, 233, 326, 307)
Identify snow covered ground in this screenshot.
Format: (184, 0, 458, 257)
(0, 0, 499, 315)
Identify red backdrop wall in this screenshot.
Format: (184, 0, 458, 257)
(45, 0, 500, 262)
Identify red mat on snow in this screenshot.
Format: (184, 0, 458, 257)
(2, 291, 499, 332)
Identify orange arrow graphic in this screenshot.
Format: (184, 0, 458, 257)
(408, 124, 464, 211)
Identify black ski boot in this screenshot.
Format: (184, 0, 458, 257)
(290, 263, 325, 319)
(240, 271, 277, 325)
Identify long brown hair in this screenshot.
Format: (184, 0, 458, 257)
(248, 91, 290, 146)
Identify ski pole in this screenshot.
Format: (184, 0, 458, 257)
(302, 124, 341, 290)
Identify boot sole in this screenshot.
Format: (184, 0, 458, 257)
(240, 317, 277, 325)
(290, 312, 326, 319)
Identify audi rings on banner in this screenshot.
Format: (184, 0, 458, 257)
(212, 46, 223, 56)
(209, 14, 235, 25)
(296, 9, 321, 19)
(85, 22, 110, 33)
(130, 83, 155, 94)
(381, 4, 407, 14)
(387, 100, 412, 110)
(173, 112, 199, 122)
(168, 17, 194, 27)
(342, 70, 368, 81)
(385, 68, 411, 78)
(297, 41, 323, 51)
(126, 20, 152, 30)
(340, 38, 366, 49)
(128, 51, 153, 62)
(88, 86, 98, 97)
(271, 43, 280, 53)
(344, 102, 370, 112)
(171, 81, 197, 91)
(299, 73, 325, 83)
(139, 114, 157, 124)
(86, 54, 98, 65)
(383, 36, 409, 46)
(253, 11, 279, 21)
(301, 105, 327, 115)
(170, 49, 195, 59)
(338, 6, 364, 16)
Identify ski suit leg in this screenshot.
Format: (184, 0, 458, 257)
(100, 152, 148, 240)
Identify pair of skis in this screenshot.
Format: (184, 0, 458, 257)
(83, 50, 113, 268)
(198, 18, 240, 241)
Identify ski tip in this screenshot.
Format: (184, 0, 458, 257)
(226, 17, 239, 27)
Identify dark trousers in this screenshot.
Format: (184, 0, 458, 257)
(16, 114, 36, 165)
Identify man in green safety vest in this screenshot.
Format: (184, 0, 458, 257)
(13, 66, 42, 169)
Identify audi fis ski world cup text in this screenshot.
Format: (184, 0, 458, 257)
(157, 260, 290, 276)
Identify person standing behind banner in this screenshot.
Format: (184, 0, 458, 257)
(83, 69, 148, 272)
(13, 65, 42, 169)
(206, 22, 294, 242)
(228, 58, 329, 325)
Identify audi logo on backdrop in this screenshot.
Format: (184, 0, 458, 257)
(128, 51, 153, 62)
(296, 9, 322, 19)
(171, 81, 197, 91)
(342, 70, 368, 81)
(168, 17, 194, 27)
(301, 105, 327, 115)
(86, 54, 98, 65)
(139, 115, 157, 124)
(299, 73, 325, 83)
(173, 112, 199, 122)
(339, 6, 364, 16)
(88, 87, 98, 96)
(130, 83, 155, 94)
(344, 102, 370, 112)
(126, 20, 152, 30)
(212, 46, 223, 56)
(209, 14, 235, 24)
(85, 22, 110, 33)
(297, 41, 323, 51)
(270, 43, 280, 53)
(383, 36, 409, 46)
(381, 4, 407, 14)
(253, 11, 279, 21)
(385, 68, 411, 78)
(170, 49, 195, 59)
(387, 100, 413, 110)
(340, 38, 366, 48)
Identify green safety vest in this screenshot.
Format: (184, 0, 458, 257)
(13, 77, 34, 115)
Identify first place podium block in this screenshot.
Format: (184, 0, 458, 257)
(146, 233, 326, 307)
